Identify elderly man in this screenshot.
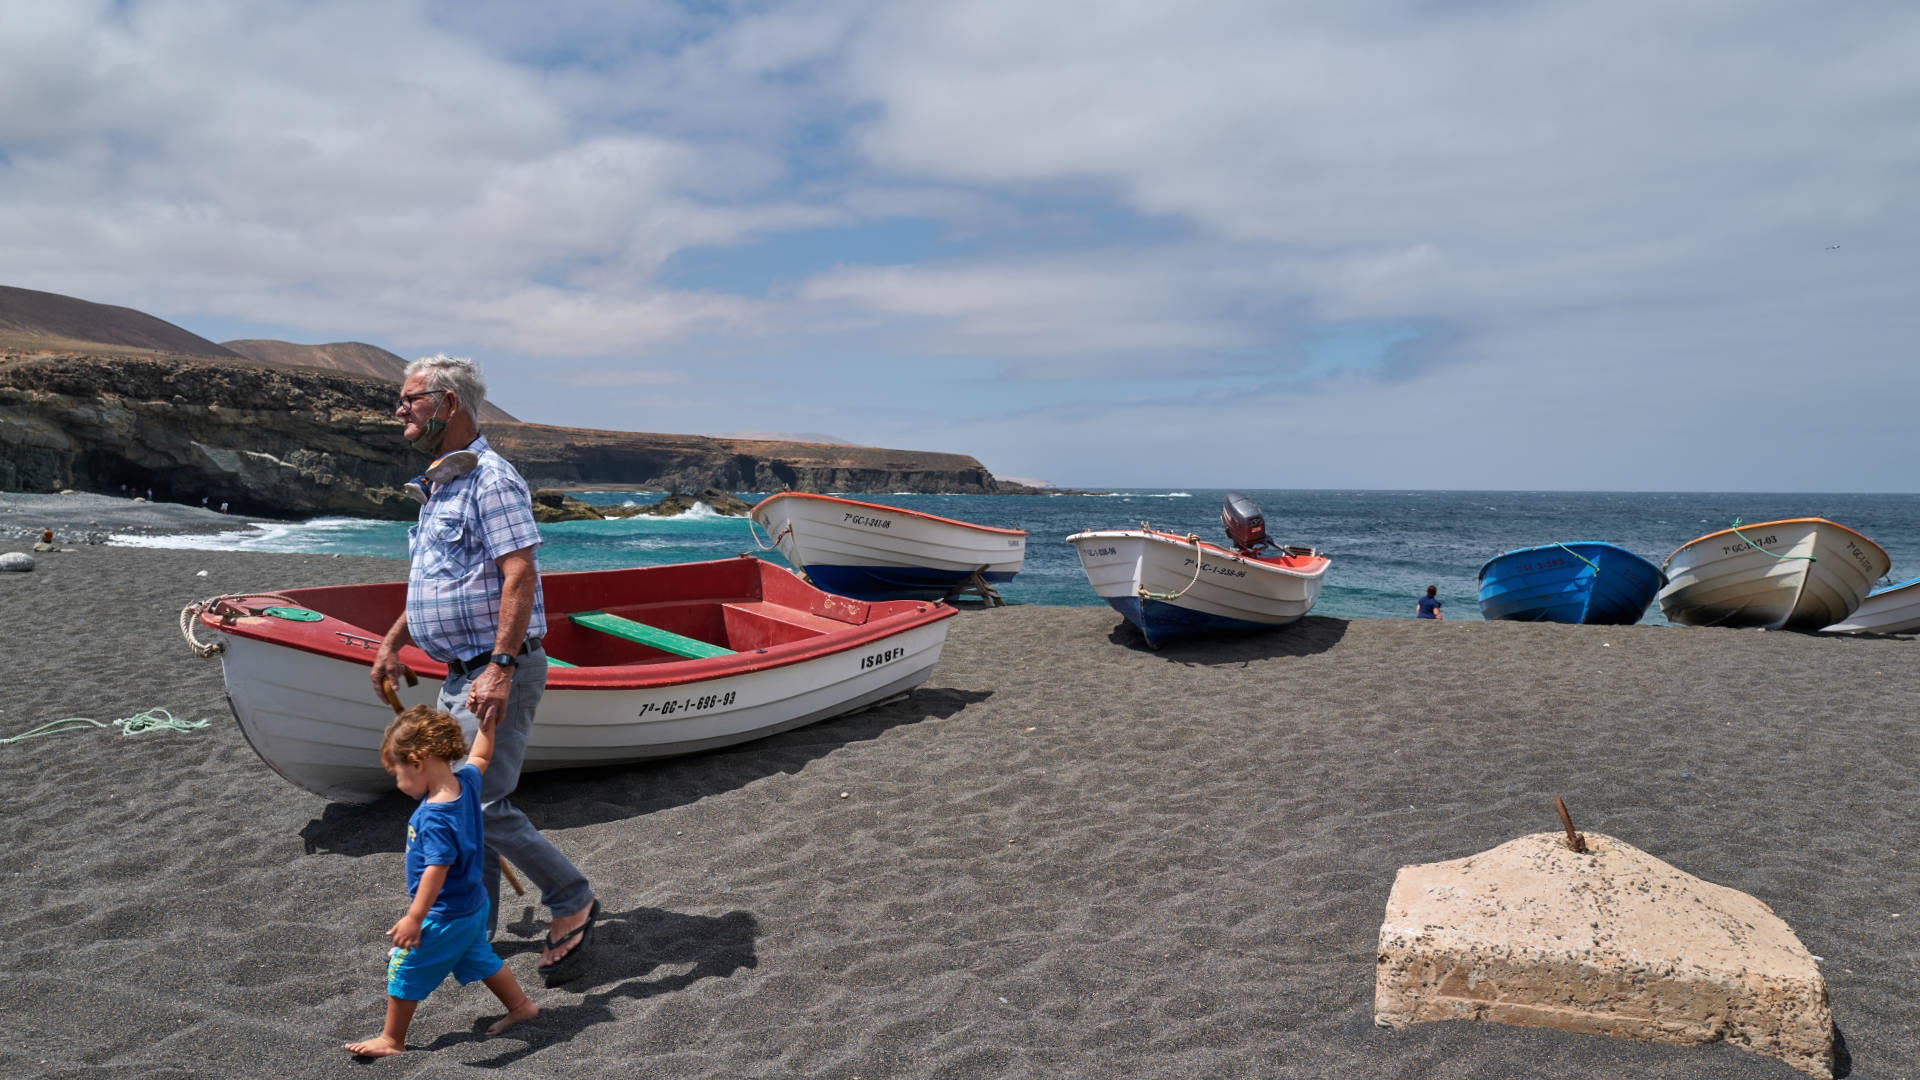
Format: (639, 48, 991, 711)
(370, 353, 599, 977)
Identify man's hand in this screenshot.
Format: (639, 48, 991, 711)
(466, 662, 513, 733)
(370, 648, 404, 702)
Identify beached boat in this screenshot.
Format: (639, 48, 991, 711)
(184, 556, 956, 803)
(1658, 518, 1889, 630)
(1475, 542, 1666, 625)
(1822, 576, 1920, 634)
(1067, 496, 1330, 647)
(748, 492, 1027, 603)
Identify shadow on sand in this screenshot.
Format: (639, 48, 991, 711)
(1102, 614, 1349, 665)
(302, 686, 992, 856)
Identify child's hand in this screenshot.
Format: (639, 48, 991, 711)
(387, 914, 425, 950)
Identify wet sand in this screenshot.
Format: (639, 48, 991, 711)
(1, 541, 1914, 1078)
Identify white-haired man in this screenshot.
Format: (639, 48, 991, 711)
(371, 353, 599, 978)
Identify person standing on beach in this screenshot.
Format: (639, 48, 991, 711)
(1415, 585, 1444, 620)
(345, 706, 537, 1056)
(370, 353, 600, 979)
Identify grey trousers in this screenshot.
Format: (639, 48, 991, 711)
(439, 644, 594, 934)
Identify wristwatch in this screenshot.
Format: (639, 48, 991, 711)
(488, 652, 518, 669)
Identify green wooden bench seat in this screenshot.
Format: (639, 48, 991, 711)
(568, 611, 736, 660)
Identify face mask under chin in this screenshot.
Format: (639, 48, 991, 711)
(409, 416, 449, 455)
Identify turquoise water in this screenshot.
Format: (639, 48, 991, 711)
(116, 490, 1920, 623)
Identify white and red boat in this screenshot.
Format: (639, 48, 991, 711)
(749, 492, 1026, 602)
(186, 556, 956, 802)
(1067, 493, 1331, 648)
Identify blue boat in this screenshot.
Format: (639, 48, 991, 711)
(1476, 542, 1666, 625)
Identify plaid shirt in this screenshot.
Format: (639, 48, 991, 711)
(405, 435, 548, 662)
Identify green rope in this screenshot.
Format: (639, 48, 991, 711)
(1, 708, 211, 745)
(1553, 543, 1599, 572)
(1729, 518, 1815, 562)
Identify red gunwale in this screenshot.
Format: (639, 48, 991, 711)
(1068, 528, 1331, 575)
(1663, 517, 1887, 568)
(751, 492, 1028, 537)
(201, 556, 955, 691)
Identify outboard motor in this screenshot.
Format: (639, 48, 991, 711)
(1222, 491, 1269, 553)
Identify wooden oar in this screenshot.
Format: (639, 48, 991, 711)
(383, 675, 526, 896)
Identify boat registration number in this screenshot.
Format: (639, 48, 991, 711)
(636, 690, 737, 718)
(860, 646, 906, 670)
(1720, 534, 1776, 556)
(1182, 558, 1246, 579)
(844, 512, 892, 529)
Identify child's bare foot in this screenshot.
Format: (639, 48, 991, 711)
(486, 998, 538, 1035)
(344, 1034, 406, 1057)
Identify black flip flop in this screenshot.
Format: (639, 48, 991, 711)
(538, 898, 600, 976)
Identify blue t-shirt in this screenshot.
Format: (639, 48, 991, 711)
(1416, 596, 1442, 618)
(404, 763, 487, 919)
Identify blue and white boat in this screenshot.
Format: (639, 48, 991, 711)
(749, 492, 1027, 603)
(1476, 542, 1666, 625)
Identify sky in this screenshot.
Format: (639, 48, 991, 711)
(3, 1, 1917, 491)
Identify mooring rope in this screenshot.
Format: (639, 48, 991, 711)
(1, 708, 210, 745)
(1553, 543, 1600, 572)
(179, 593, 299, 658)
(1728, 518, 1815, 562)
(1138, 526, 1208, 603)
(747, 517, 792, 553)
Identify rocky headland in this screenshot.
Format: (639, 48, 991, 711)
(0, 348, 1011, 521)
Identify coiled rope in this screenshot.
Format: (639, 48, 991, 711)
(1, 708, 210, 745)
(180, 593, 299, 658)
(1138, 525, 1208, 602)
(1729, 518, 1815, 562)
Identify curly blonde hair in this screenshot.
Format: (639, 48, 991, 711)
(381, 704, 468, 769)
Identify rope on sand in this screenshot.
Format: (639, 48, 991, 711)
(1, 708, 211, 745)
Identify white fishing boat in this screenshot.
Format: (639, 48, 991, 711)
(183, 556, 956, 803)
(749, 492, 1026, 603)
(1658, 518, 1888, 631)
(1822, 576, 1920, 634)
(1067, 494, 1331, 648)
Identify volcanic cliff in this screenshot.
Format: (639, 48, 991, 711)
(0, 350, 1003, 520)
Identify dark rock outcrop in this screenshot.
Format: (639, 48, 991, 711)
(489, 423, 1000, 495)
(1, 352, 1007, 520)
(0, 351, 418, 518)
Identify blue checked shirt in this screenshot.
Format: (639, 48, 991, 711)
(405, 435, 548, 663)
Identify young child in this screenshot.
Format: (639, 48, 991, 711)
(345, 705, 537, 1057)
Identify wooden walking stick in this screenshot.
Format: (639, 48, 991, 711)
(383, 675, 526, 896)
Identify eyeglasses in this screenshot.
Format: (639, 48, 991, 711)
(396, 390, 444, 413)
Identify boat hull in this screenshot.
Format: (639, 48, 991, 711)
(1822, 577, 1920, 634)
(1658, 519, 1888, 631)
(1476, 542, 1666, 625)
(750, 492, 1025, 601)
(1066, 529, 1329, 647)
(203, 557, 955, 802)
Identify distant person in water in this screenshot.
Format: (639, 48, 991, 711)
(1415, 585, 1443, 620)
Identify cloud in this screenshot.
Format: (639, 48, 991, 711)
(2, 0, 1917, 488)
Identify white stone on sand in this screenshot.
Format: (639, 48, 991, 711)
(1375, 831, 1833, 1077)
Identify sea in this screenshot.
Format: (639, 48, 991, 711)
(113, 490, 1920, 624)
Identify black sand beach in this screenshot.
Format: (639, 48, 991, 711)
(2, 540, 1914, 1078)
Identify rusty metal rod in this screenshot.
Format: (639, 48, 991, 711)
(1554, 796, 1588, 853)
